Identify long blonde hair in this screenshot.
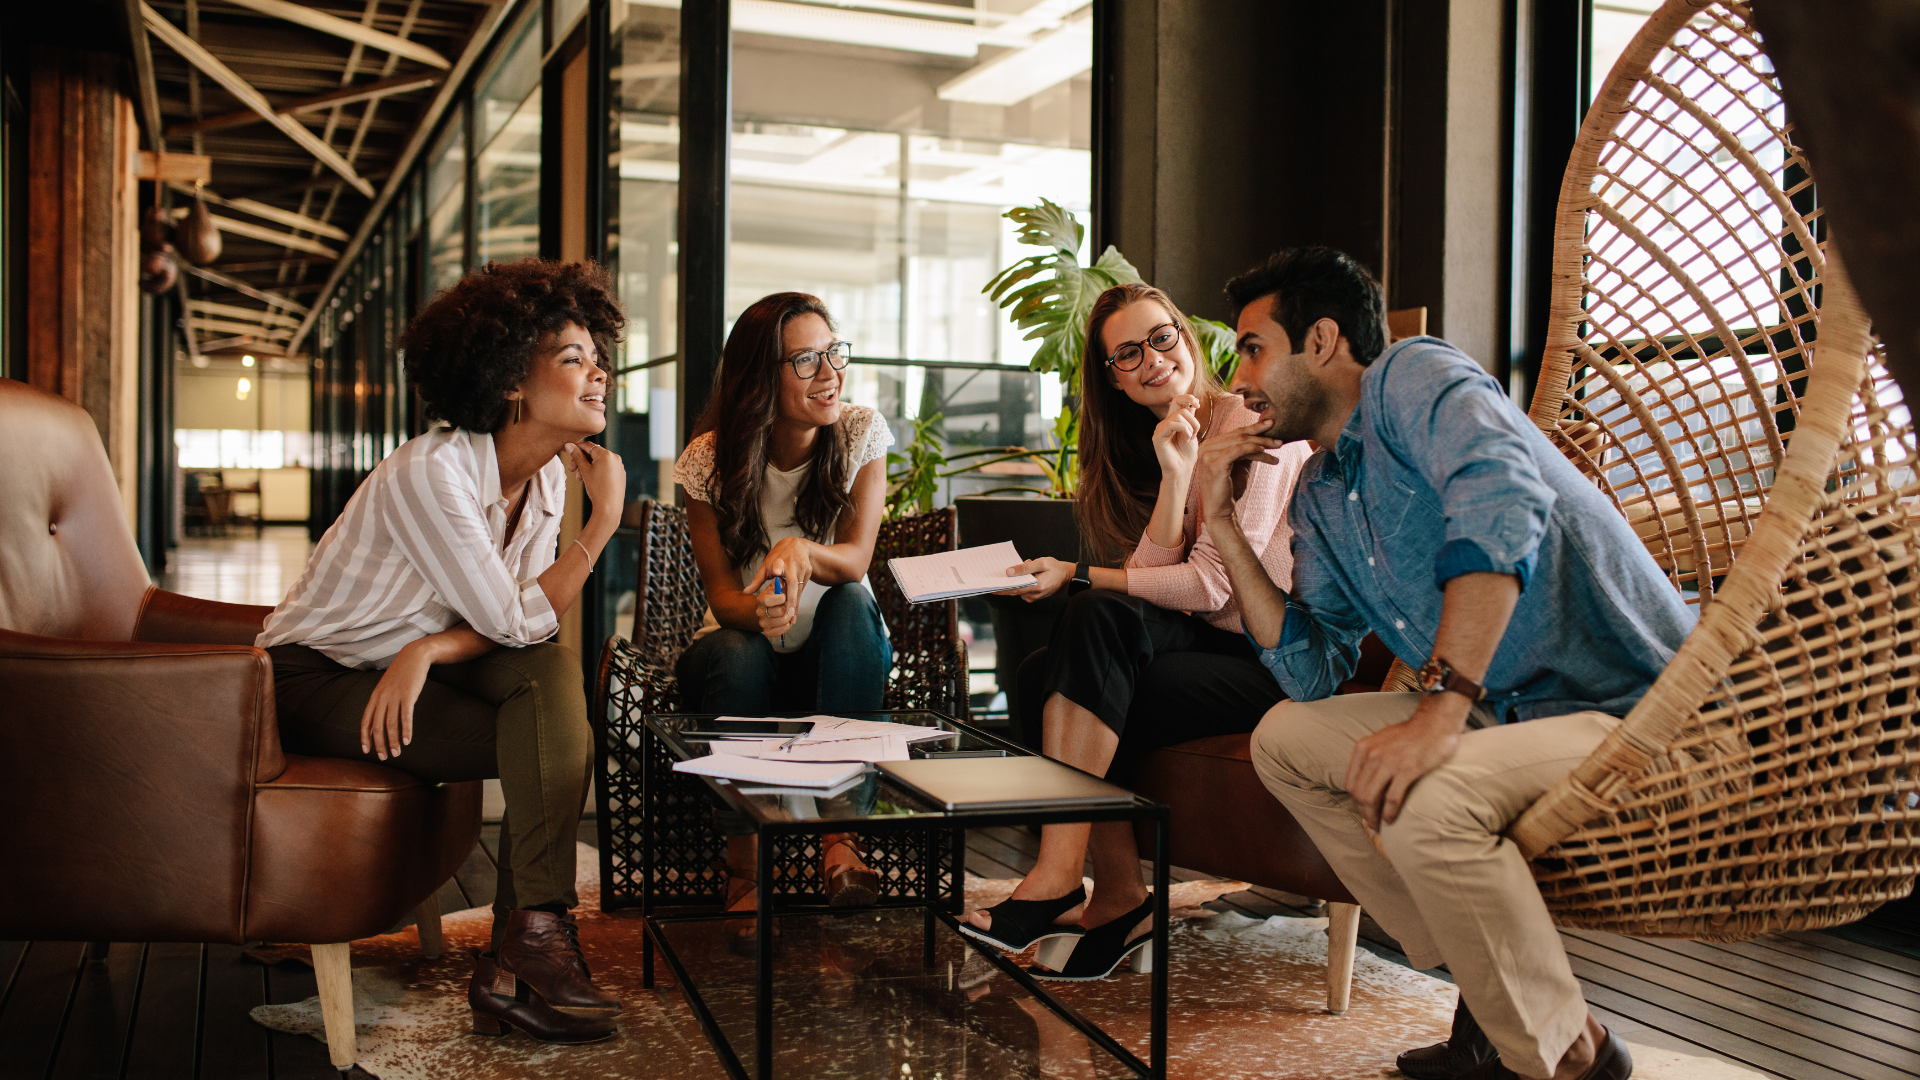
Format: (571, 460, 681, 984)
(1075, 283, 1223, 563)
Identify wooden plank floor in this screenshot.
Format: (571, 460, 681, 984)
(2, 823, 1913, 1079)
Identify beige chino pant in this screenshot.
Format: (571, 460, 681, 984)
(1250, 692, 1618, 1079)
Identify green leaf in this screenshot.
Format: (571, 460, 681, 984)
(1191, 316, 1241, 385)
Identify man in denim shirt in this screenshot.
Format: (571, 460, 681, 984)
(1197, 248, 1692, 1080)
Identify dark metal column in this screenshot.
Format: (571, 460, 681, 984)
(1501, 0, 1589, 402)
(676, 0, 729, 451)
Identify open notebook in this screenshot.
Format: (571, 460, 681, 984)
(888, 541, 1038, 604)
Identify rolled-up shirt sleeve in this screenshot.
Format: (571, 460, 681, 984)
(1252, 505, 1370, 701)
(1379, 350, 1556, 591)
(383, 453, 559, 647)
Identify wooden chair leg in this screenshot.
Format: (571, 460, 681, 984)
(85, 941, 112, 963)
(311, 942, 357, 1071)
(1325, 902, 1361, 1015)
(415, 895, 445, 960)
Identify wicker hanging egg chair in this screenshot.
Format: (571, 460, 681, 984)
(1508, 0, 1920, 940)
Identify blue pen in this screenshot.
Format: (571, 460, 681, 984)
(773, 576, 785, 648)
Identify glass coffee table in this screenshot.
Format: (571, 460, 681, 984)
(636, 711, 1172, 1080)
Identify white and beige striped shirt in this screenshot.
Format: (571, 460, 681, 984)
(257, 425, 567, 669)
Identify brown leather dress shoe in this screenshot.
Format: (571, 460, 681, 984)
(496, 909, 622, 1014)
(1456, 1027, 1633, 1080)
(469, 954, 617, 1044)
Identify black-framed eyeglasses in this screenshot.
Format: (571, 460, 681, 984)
(1106, 323, 1180, 371)
(784, 342, 853, 379)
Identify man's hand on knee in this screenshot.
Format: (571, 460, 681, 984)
(1345, 696, 1468, 831)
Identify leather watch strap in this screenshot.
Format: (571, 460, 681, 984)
(1416, 656, 1488, 702)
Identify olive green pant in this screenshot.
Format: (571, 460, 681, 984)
(268, 641, 594, 943)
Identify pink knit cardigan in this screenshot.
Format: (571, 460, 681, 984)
(1122, 400, 1313, 634)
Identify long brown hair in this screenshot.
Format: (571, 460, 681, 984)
(1075, 283, 1223, 563)
(692, 292, 854, 571)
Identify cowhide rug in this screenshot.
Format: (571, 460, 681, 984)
(249, 844, 1764, 1080)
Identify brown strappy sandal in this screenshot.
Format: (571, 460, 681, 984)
(822, 834, 881, 908)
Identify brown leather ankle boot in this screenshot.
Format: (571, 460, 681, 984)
(496, 909, 622, 1013)
(469, 954, 617, 1044)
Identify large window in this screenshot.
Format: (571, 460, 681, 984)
(728, 1, 1093, 454)
(476, 11, 543, 267)
(425, 105, 467, 296)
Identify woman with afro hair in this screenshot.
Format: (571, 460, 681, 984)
(258, 259, 628, 1043)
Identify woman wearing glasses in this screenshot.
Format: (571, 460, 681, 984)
(962, 283, 1312, 981)
(671, 291, 893, 940)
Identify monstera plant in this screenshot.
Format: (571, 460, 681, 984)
(981, 200, 1239, 496)
(885, 199, 1240, 515)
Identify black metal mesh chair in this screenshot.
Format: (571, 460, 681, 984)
(592, 501, 970, 910)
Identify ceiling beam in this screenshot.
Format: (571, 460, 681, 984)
(167, 180, 352, 240)
(141, 2, 377, 197)
(217, 0, 451, 69)
(184, 264, 311, 314)
(189, 299, 304, 327)
(290, 0, 516, 351)
(170, 207, 342, 256)
(190, 316, 295, 338)
(165, 72, 441, 138)
(124, 0, 168, 148)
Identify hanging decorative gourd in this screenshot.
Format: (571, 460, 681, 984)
(178, 183, 222, 265)
(138, 203, 178, 295)
(139, 244, 179, 294)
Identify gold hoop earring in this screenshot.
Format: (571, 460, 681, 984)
(514, 399, 521, 424)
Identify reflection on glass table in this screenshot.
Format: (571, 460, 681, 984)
(636, 711, 1171, 1080)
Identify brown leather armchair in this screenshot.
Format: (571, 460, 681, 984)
(0, 379, 480, 1070)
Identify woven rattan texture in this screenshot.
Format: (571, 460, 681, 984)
(1518, 0, 1920, 939)
(593, 502, 970, 910)
(872, 506, 970, 717)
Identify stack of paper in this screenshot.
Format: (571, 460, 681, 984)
(672, 715, 958, 787)
(671, 755, 865, 789)
(888, 542, 1037, 603)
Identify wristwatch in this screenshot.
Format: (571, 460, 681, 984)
(1067, 562, 1093, 596)
(1416, 656, 1488, 702)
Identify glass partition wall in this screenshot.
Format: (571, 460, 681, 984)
(306, 0, 1098, 695)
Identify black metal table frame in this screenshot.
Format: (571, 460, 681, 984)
(637, 716, 1173, 1080)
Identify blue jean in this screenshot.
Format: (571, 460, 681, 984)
(676, 583, 893, 715)
(677, 584, 891, 835)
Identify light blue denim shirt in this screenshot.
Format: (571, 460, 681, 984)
(1255, 336, 1696, 721)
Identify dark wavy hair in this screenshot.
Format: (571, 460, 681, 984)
(399, 259, 625, 431)
(1076, 283, 1223, 563)
(1224, 246, 1387, 366)
(691, 292, 853, 571)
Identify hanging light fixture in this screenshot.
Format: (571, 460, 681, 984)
(237, 377, 252, 400)
(242, 354, 256, 367)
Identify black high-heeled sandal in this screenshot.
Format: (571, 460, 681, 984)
(1028, 895, 1155, 981)
(957, 885, 1088, 953)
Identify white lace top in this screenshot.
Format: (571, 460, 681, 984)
(671, 404, 894, 651)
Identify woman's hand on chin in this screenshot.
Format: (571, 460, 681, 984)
(564, 441, 627, 517)
(1152, 394, 1202, 479)
(995, 556, 1072, 602)
(362, 642, 433, 760)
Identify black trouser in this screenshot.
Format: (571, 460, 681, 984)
(1015, 590, 1285, 776)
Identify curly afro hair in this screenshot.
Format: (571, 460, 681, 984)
(399, 259, 626, 432)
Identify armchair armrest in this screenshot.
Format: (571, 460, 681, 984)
(134, 586, 274, 646)
(0, 628, 286, 942)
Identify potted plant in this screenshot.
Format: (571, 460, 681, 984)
(896, 200, 1240, 720)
